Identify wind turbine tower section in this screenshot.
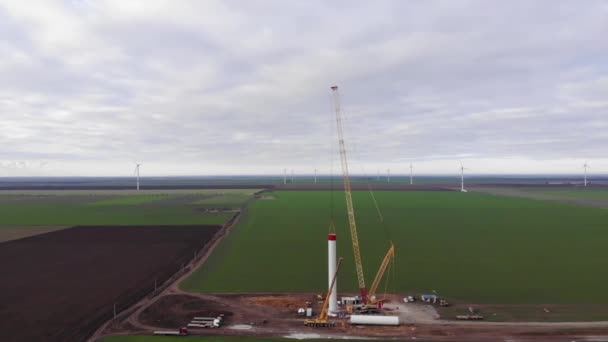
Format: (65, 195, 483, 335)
(328, 233, 338, 313)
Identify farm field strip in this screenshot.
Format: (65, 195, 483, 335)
(0, 225, 69, 242)
(473, 187, 608, 208)
(0, 189, 257, 227)
(0, 225, 221, 342)
(182, 191, 608, 306)
(0, 189, 262, 196)
(90, 195, 168, 206)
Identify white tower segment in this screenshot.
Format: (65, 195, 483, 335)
(328, 233, 337, 313)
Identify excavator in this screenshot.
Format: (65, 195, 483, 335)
(331, 86, 395, 311)
(304, 257, 343, 327)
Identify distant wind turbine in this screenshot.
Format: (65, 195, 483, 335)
(134, 163, 142, 191)
(583, 162, 590, 187)
(459, 162, 469, 193)
(409, 162, 414, 185)
(283, 168, 287, 185)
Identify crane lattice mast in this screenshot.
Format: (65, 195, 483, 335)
(331, 85, 368, 302)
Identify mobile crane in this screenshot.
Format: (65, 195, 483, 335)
(330, 86, 395, 307)
(305, 257, 343, 327)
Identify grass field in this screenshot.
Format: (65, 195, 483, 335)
(474, 187, 608, 209)
(526, 188, 608, 207)
(182, 190, 608, 305)
(191, 190, 259, 208)
(524, 188, 608, 202)
(90, 195, 168, 206)
(0, 190, 257, 239)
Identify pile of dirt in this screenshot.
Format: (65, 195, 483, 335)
(139, 295, 233, 329)
(243, 296, 305, 312)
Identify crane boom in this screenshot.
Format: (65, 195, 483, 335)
(305, 257, 343, 327)
(368, 242, 395, 301)
(331, 86, 368, 303)
(318, 257, 343, 322)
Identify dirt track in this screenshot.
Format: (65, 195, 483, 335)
(0, 225, 220, 342)
(101, 291, 608, 341)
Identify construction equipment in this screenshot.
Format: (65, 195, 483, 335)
(330, 86, 395, 306)
(367, 241, 395, 305)
(304, 257, 343, 327)
(187, 315, 223, 328)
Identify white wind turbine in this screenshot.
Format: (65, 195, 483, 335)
(459, 162, 469, 193)
(409, 162, 414, 185)
(134, 163, 142, 191)
(583, 162, 590, 187)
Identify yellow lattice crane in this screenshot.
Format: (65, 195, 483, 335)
(330, 86, 395, 307)
(305, 257, 343, 327)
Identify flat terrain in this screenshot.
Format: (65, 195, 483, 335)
(0, 225, 68, 242)
(0, 190, 257, 240)
(182, 191, 608, 307)
(0, 225, 220, 342)
(474, 187, 608, 208)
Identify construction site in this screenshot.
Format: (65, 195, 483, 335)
(85, 87, 608, 342)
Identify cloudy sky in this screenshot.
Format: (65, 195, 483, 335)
(1, 0, 607, 176)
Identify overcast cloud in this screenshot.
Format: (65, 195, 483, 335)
(0, 0, 607, 176)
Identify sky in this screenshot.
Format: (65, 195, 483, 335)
(0, 0, 607, 176)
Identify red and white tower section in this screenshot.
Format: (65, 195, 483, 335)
(328, 233, 338, 313)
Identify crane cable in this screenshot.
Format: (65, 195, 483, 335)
(339, 92, 396, 295)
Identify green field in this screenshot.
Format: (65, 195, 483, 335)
(0, 190, 257, 238)
(182, 190, 608, 305)
(524, 188, 608, 202)
(90, 195, 168, 206)
(191, 190, 259, 208)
